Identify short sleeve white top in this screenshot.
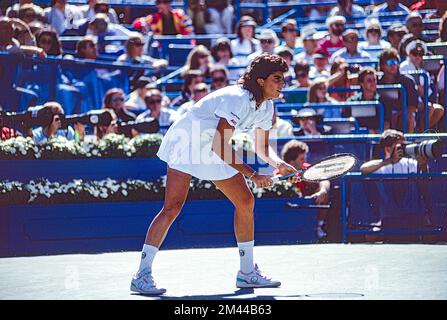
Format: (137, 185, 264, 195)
(156, 85, 274, 180)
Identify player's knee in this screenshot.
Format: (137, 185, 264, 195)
(161, 200, 184, 221)
(235, 193, 255, 212)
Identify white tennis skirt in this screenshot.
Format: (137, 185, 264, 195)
(156, 113, 239, 181)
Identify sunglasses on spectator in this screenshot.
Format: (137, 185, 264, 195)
(212, 76, 226, 82)
(132, 42, 144, 47)
(284, 28, 297, 33)
(344, 37, 358, 43)
(296, 72, 308, 78)
(333, 23, 344, 28)
(198, 54, 209, 59)
(317, 86, 327, 91)
(111, 97, 125, 102)
(146, 98, 162, 104)
(261, 39, 274, 44)
(367, 29, 380, 34)
(410, 49, 425, 57)
(385, 59, 399, 66)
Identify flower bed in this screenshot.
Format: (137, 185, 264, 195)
(0, 177, 301, 206)
(0, 133, 163, 160)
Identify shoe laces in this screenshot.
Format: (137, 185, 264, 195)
(253, 264, 271, 281)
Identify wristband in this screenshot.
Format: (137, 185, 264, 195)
(248, 171, 257, 180)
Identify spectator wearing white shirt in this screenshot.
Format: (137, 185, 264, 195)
(330, 29, 371, 64)
(309, 48, 330, 79)
(44, 0, 83, 35)
(177, 82, 210, 116)
(138, 88, 180, 131)
(79, 0, 119, 24)
(329, 0, 365, 17)
(230, 16, 260, 65)
(358, 19, 391, 51)
(399, 40, 444, 129)
(294, 25, 318, 65)
(247, 29, 278, 63)
(372, 0, 410, 15)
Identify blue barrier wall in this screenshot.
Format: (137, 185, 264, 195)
(0, 197, 317, 257)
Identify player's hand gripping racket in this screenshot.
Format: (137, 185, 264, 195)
(271, 153, 357, 183)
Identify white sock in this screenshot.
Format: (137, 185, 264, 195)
(237, 240, 255, 274)
(317, 220, 324, 227)
(138, 244, 158, 273)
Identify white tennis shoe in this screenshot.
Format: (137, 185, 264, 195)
(236, 264, 281, 288)
(130, 268, 166, 295)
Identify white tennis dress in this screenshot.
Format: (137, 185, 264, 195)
(157, 85, 274, 180)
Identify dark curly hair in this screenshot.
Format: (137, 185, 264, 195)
(238, 53, 288, 104)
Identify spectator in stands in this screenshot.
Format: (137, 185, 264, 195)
(44, 0, 83, 35)
(0, 17, 45, 57)
(278, 139, 331, 238)
(36, 28, 62, 57)
(307, 78, 340, 119)
(75, 35, 97, 59)
(79, 0, 119, 24)
(183, 44, 213, 78)
(399, 40, 444, 129)
(125, 77, 152, 111)
(18, 3, 39, 25)
(359, 19, 391, 51)
(95, 108, 118, 140)
(171, 69, 204, 107)
(6, 1, 45, 22)
(292, 107, 332, 136)
(231, 16, 260, 65)
(102, 88, 136, 123)
(137, 88, 180, 129)
(86, 13, 133, 38)
(275, 46, 295, 86)
(387, 23, 408, 51)
(330, 29, 371, 63)
(211, 37, 234, 65)
(187, 0, 206, 34)
(406, 12, 430, 43)
(437, 12, 447, 42)
(32, 101, 77, 144)
(398, 33, 419, 60)
(318, 15, 346, 57)
(372, 0, 410, 15)
(118, 33, 168, 68)
(210, 64, 230, 91)
(291, 60, 310, 89)
(132, 0, 194, 36)
(378, 48, 419, 133)
(177, 82, 210, 115)
(360, 129, 428, 175)
(279, 19, 300, 55)
(309, 48, 330, 79)
(203, 0, 233, 35)
(6, 16, 37, 47)
(329, 0, 365, 17)
(294, 25, 317, 65)
(347, 67, 391, 133)
(328, 57, 354, 102)
(247, 29, 278, 63)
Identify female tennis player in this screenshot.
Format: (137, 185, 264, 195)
(131, 54, 300, 295)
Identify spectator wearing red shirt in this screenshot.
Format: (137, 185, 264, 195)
(132, 0, 194, 35)
(318, 15, 346, 57)
(277, 140, 331, 238)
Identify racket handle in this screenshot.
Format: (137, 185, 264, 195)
(271, 173, 296, 182)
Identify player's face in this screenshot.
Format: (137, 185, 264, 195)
(259, 71, 285, 100)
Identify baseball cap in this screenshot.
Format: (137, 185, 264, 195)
(405, 39, 427, 56)
(326, 15, 346, 28)
(313, 47, 329, 59)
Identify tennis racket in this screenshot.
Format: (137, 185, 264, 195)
(271, 153, 357, 183)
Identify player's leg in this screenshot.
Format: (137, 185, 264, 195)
(212, 173, 281, 288)
(131, 166, 191, 294)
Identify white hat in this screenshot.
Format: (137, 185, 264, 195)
(257, 29, 279, 41)
(405, 39, 427, 56)
(326, 15, 346, 28)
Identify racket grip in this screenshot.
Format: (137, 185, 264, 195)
(271, 173, 296, 182)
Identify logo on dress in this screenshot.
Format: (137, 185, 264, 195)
(239, 249, 245, 257)
(231, 119, 238, 126)
(142, 252, 146, 259)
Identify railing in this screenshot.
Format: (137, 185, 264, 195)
(341, 172, 447, 243)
